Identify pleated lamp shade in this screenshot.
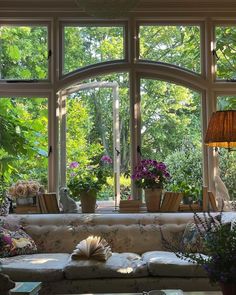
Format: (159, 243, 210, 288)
(205, 110, 236, 148)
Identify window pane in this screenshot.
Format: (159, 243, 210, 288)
(216, 26, 236, 80)
(217, 95, 236, 110)
(64, 73, 130, 202)
(140, 79, 202, 201)
(0, 97, 48, 191)
(139, 25, 201, 73)
(63, 26, 124, 74)
(217, 96, 236, 201)
(0, 26, 48, 80)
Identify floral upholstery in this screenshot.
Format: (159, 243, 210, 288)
(0, 213, 189, 254)
(180, 222, 205, 253)
(0, 212, 235, 294)
(0, 226, 37, 257)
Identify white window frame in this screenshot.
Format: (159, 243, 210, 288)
(0, 14, 235, 201)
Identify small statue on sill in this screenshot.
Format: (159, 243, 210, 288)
(59, 186, 78, 213)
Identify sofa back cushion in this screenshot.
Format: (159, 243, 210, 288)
(0, 214, 192, 254)
(1, 212, 235, 254)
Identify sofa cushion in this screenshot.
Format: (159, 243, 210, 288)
(0, 253, 70, 282)
(0, 226, 37, 257)
(180, 222, 205, 253)
(142, 251, 207, 277)
(64, 252, 148, 279)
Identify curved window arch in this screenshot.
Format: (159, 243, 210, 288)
(58, 58, 207, 203)
(62, 24, 126, 76)
(138, 24, 201, 74)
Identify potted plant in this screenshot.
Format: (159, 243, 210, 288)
(131, 159, 171, 212)
(67, 155, 112, 213)
(8, 180, 44, 213)
(163, 211, 236, 295)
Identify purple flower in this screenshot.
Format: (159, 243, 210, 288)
(101, 155, 112, 164)
(131, 158, 171, 189)
(3, 235, 12, 245)
(69, 161, 79, 169)
(164, 172, 171, 178)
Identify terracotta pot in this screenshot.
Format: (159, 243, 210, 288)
(79, 190, 97, 213)
(144, 188, 162, 212)
(220, 282, 236, 295)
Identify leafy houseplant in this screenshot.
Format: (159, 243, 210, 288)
(163, 211, 236, 295)
(67, 155, 112, 198)
(67, 156, 112, 213)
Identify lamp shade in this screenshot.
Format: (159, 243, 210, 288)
(205, 110, 236, 148)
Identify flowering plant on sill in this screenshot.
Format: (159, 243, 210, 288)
(67, 155, 112, 197)
(8, 180, 45, 199)
(131, 159, 171, 189)
(163, 211, 236, 285)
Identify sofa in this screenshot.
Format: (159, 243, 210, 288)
(0, 212, 235, 294)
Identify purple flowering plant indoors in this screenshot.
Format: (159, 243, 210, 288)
(67, 155, 112, 197)
(162, 211, 236, 285)
(131, 159, 171, 189)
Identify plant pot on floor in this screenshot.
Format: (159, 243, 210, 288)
(79, 190, 97, 213)
(144, 188, 162, 212)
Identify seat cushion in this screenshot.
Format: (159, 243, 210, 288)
(142, 251, 207, 277)
(64, 252, 148, 279)
(0, 253, 70, 282)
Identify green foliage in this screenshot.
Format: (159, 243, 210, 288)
(0, 97, 48, 189)
(64, 26, 124, 73)
(0, 26, 48, 79)
(139, 25, 201, 73)
(141, 79, 201, 160)
(67, 157, 112, 199)
(216, 26, 236, 79)
(106, 175, 131, 200)
(165, 141, 202, 200)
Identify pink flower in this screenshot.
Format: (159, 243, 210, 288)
(101, 155, 112, 164)
(69, 161, 79, 169)
(3, 235, 12, 245)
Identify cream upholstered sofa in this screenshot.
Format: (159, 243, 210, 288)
(1, 212, 235, 294)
